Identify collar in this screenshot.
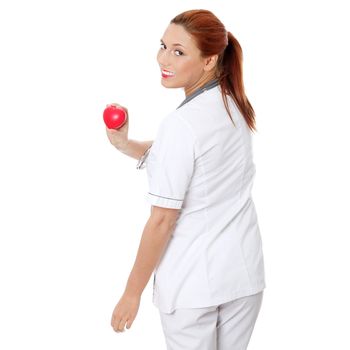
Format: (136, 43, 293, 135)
(177, 79, 220, 109)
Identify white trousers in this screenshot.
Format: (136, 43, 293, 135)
(158, 291, 263, 350)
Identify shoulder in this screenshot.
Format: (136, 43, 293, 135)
(158, 109, 196, 141)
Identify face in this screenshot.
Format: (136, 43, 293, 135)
(157, 23, 218, 96)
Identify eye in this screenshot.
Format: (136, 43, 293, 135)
(159, 42, 184, 56)
(174, 50, 184, 56)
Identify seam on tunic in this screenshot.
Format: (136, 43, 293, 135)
(237, 126, 247, 201)
(194, 142, 213, 299)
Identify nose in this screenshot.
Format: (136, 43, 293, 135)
(157, 49, 171, 68)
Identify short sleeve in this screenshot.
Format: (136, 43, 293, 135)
(145, 114, 195, 209)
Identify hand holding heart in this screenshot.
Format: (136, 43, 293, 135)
(104, 103, 129, 150)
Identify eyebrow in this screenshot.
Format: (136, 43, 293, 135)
(160, 39, 186, 48)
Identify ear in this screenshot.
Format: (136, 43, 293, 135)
(203, 54, 219, 72)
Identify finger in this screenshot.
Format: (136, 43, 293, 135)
(126, 318, 133, 329)
(117, 316, 129, 332)
(108, 103, 121, 108)
(106, 126, 117, 133)
(110, 103, 128, 114)
(111, 313, 119, 329)
(113, 319, 122, 333)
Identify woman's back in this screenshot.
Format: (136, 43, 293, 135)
(181, 85, 255, 214)
(146, 85, 266, 314)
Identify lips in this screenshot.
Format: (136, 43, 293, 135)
(161, 69, 175, 78)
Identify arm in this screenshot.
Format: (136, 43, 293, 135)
(110, 206, 180, 332)
(123, 206, 180, 297)
(117, 139, 153, 161)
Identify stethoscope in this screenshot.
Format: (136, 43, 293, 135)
(136, 79, 220, 170)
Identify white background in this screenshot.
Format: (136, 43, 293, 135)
(1, 0, 349, 349)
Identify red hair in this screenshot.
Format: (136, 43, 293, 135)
(171, 9, 257, 132)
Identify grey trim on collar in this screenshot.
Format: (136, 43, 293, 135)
(177, 79, 220, 109)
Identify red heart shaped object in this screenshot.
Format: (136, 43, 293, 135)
(103, 105, 127, 129)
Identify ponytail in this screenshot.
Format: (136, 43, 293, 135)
(219, 31, 257, 132)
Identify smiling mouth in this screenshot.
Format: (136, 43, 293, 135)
(161, 69, 175, 78)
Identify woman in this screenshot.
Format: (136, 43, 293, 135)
(106, 9, 266, 350)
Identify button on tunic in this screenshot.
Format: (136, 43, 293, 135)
(144, 84, 266, 314)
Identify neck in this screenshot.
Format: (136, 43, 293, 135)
(184, 72, 217, 97)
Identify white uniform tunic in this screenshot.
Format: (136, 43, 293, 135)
(143, 82, 266, 314)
